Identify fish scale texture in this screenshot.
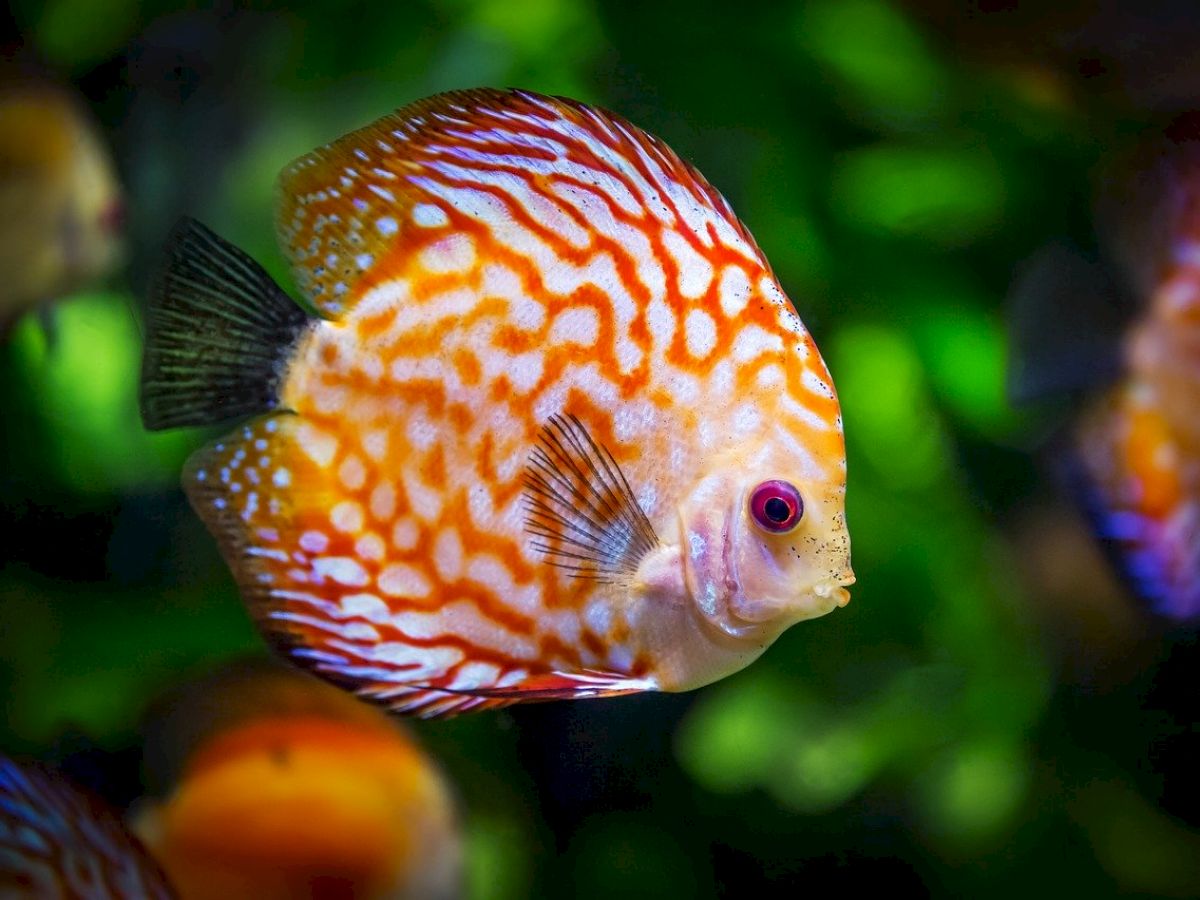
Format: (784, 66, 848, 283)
(186, 89, 847, 716)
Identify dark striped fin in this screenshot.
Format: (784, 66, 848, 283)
(0, 756, 176, 898)
(522, 413, 659, 581)
(140, 217, 316, 431)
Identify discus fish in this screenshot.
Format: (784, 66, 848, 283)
(140, 88, 853, 717)
(0, 83, 125, 336)
(133, 658, 461, 900)
(0, 755, 174, 899)
(1010, 114, 1200, 619)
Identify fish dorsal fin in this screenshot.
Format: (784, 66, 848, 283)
(274, 88, 763, 319)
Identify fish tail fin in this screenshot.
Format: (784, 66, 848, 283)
(140, 217, 316, 431)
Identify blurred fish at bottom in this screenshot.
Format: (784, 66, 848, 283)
(1009, 114, 1200, 620)
(131, 658, 463, 900)
(0, 80, 125, 337)
(0, 755, 174, 899)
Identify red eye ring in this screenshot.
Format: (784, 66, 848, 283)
(749, 480, 804, 533)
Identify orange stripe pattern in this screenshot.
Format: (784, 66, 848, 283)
(187, 90, 850, 716)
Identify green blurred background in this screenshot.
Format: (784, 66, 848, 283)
(3, 1, 1200, 897)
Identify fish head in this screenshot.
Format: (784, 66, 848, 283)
(674, 432, 853, 641)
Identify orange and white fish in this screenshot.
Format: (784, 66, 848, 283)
(0, 755, 174, 899)
(1010, 114, 1200, 619)
(132, 659, 461, 900)
(0, 82, 125, 335)
(140, 88, 854, 717)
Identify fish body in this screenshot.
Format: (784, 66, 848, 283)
(133, 659, 461, 900)
(0, 756, 174, 899)
(141, 89, 853, 717)
(1072, 248, 1200, 618)
(1011, 116, 1200, 619)
(0, 84, 124, 334)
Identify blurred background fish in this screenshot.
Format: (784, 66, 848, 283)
(901, 0, 1200, 116)
(0, 755, 173, 899)
(132, 658, 462, 900)
(1009, 114, 1200, 620)
(0, 77, 125, 338)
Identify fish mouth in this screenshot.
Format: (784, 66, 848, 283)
(733, 566, 854, 627)
(678, 500, 854, 637)
(820, 565, 856, 609)
(812, 578, 853, 609)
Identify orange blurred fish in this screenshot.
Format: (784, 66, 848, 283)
(0, 82, 125, 335)
(0, 755, 174, 899)
(140, 88, 853, 717)
(1010, 114, 1200, 619)
(132, 659, 461, 900)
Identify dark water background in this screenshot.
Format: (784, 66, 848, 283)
(2, 1, 1200, 896)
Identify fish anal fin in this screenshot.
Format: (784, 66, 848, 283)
(355, 669, 658, 719)
(181, 413, 344, 633)
(463, 669, 657, 701)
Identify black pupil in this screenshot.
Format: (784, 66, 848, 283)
(764, 496, 791, 523)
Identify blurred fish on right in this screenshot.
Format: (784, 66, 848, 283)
(902, 0, 1200, 115)
(132, 657, 463, 900)
(1009, 114, 1200, 621)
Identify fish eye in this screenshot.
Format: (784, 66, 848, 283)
(749, 480, 804, 534)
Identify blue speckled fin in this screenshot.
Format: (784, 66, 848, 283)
(0, 756, 175, 897)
